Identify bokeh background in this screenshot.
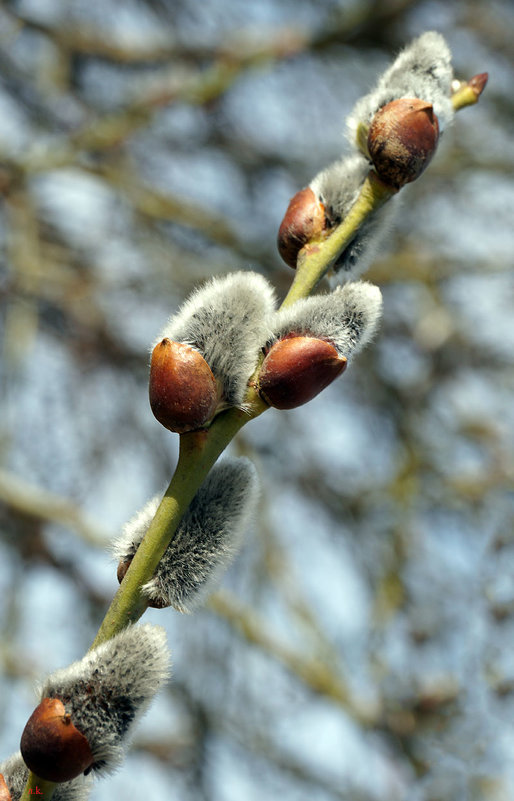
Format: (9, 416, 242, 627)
(1, 0, 514, 799)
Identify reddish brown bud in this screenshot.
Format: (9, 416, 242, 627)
(20, 697, 94, 782)
(117, 559, 131, 585)
(149, 339, 219, 433)
(258, 336, 347, 410)
(277, 187, 326, 268)
(367, 98, 439, 189)
(0, 774, 11, 801)
(116, 558, 169, 608)
(468, 72, 488, 99)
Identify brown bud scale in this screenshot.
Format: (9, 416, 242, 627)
(20, 697, 94, 782)
(149, 339, 219, 433)
(367, 98, 439, 189)
(117, 559, 131, 585)
(277, 187, 327, 268)
(258, 336, 347, 410)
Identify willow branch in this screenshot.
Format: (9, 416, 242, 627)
(18, 70, 488, 800)
(87, 164, 390, 647)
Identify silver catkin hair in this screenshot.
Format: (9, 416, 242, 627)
(347, 31, 454, 140)
(112, 458, 259, 613)
(39, 624, 170, 775)
(270, 282, 383, 358)
(310, 154, 397, 280)
(154, 272, 276, 407)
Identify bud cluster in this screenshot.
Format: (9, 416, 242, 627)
(150, 268, 383, 431)
(277, 31, 462, 276)
(138, 277, 383, 617)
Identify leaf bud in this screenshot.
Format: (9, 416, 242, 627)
(277, 187, 327, 268)
(258, 336, 347, 410)
(20, 698, 94, 783)
(451, 72, 489, 110)
(367, 98, 439, 188)
(467, 72, 488, 99)
(116, 557, 169, 608)
(149, 339, 219, 433)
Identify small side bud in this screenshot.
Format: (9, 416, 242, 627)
(117, 558, 131, 584)
(277, 187, 327, 268)
(468, 72, 488, 99)
(0, 774, 11, 801)
(20, 698, 94, 782)
(367, 98, 439, 188)
(258, 336, 347, 410)
(116, 554, 168, 609)
(149, 339, 219, 433)
(451, 72, 489, 111)
(115, 497, 168, 608)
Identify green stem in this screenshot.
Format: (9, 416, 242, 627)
(451, 73, 488, 111)
(18, 406, 263, 801)
(87, 174, 395, 649)
(20, 773, 56, 801)
(90, 395, 265, 649)
(281, 171, 395, 308)
(16, 165, 391, 801)
(18, 64, 489, 801)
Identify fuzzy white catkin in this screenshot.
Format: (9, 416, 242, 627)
(309, 154, 397, 281)
(39, 624, 170, 775)
(347, 31, 454, 139)
(271, 281, 383, 358)
(0, 752, 93, 800)
(112, 458, 259, 612)
(155, 271, 275, 407)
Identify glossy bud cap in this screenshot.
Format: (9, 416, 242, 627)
(258, 336, 347, 410)
(149, 339, 218, 433)
(367, 98, 439, 189)
(277, 187, 326, 268)
(20, 697, 94, 782)
(0, 774, 11, 801)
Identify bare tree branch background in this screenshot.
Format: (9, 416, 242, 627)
(1, 0, 513, 798)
